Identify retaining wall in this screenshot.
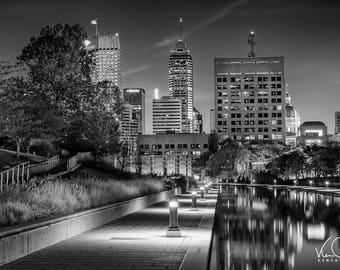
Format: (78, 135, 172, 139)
(0, 188, 178, 266)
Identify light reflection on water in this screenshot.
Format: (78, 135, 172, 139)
(210, 185, 340, 270)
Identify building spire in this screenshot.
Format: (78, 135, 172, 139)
(248, 30, 256, 57)
(179, 17, 183, 40)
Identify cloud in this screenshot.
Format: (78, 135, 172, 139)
(122, 64, 153, 77)
(155, 0, 250, 49)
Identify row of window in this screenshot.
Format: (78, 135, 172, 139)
(139, 144, 208, 149)
(218, 119, 283, 125)
(217, 105, 283, 111)
(217, 76, 282, 83)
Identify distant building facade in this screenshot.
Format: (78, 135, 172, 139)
(335, 111, 340, 134)
(214, 57, 286, 143)
(285, 91, 301, 146)
(297, 121, 328, 146)
(210, 109, 215, 131)
(120, 104, 139, 150)
(152, 96, 182, 134)
(193, 107, 203, 134)
(138, 133, 209, 157)
(169, 20, 193, 133)
(123, 88, 145, 134)
(85, 34, 121, 88)
(137, 133, 209, 177)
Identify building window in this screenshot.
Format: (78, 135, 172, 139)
(178, 144, 182, 148)
(165, 144, 169, 149)
(170, 144, 175, 149)
(183, 144, 187, 149)
(191, 144, 196, 148)
(203, 144, 208, 148)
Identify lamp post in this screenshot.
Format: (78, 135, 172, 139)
(166, 197, 181, 237)
(191, 191, 198, 211)
(200, 186, 205, 200)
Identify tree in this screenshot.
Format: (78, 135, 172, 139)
(14, 23, 123, 157)
(17, 23, 93, 140)
(208, 139, 239, 177)
(0, 78, 33, 159)
(208, 130, 219, 153)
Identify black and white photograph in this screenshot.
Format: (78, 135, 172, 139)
(1, 0, 340, 269)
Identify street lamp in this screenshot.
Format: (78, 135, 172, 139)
(191, 191, 198, 211)
(166, 197, 181, 237)
(200, 186, 205, 200)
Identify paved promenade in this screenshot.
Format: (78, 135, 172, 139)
(0, 191, 217, 270)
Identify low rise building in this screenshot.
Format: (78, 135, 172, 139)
(137, 133, 209, 177)
(297, 121, 328, 146)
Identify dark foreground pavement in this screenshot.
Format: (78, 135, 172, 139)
(0, 192, 217, 270)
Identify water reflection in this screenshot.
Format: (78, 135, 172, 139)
(210, 185, 340, 270)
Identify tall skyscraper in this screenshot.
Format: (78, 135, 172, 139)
(123, 88, 145, 134)
(193, 107, 203, 134)
(169, 18, 193, 133)
(152, 96, 182, 134)
(84, 34, 121, 88)
(335, 111, 340, 134)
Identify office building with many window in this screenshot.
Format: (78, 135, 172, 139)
(85, 34, 121, 88)
(335, 111, 340, 134)
(123, 88, 145, 134)
(152, 96, 182, 134)
(214, 57, 286, 143)
(169, 19, 193, 133)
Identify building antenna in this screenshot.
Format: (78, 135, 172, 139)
(91, 19, 98, 36)
(248, 30, 256, 57)
(179, 17, 183, 40)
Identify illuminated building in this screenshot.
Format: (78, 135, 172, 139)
(137, 133, 209, 176)
(297, 121, 328, 146)
(285, 91, 301, 146)
(214, 56, 286, 143)
(84, 34, 121, 88)
(120, 104, 139, 150)
(193, 107, 203, 134)
(123, 88, 145, 134)
(335, 111, 340, 134)
(152, 96, 182, 134)
(169, 18, 193, 133)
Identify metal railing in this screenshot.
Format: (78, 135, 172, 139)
(29, 155, 60, 175)
(67, 156, 78, 171)
(0, 162, 30, 191)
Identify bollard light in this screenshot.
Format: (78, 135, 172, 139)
(309, 180, 313, 186)
(200, 186, 205, 200)
(273, 179, 277, 185)
(325, 181, 329, 188)
(191, 191, 198, 211)
(166, 197, 181, 237)
(293, 180, 297, 186)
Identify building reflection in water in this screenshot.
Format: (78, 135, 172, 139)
(210, 186, 340, 270)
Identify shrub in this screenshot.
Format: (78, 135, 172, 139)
(0, 175, 165, 227)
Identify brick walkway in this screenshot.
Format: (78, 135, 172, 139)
(0, 193, 217, 270)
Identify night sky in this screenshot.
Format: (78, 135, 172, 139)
(1, 0, 340, 134)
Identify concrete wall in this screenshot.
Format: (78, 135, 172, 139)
(0, 189, 178, 266)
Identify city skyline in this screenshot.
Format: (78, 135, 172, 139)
(1, 0, 340, 134)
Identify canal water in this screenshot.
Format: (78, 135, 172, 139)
(209, 185, 340, 270)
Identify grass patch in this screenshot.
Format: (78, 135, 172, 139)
(0, 175, 165, 227)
